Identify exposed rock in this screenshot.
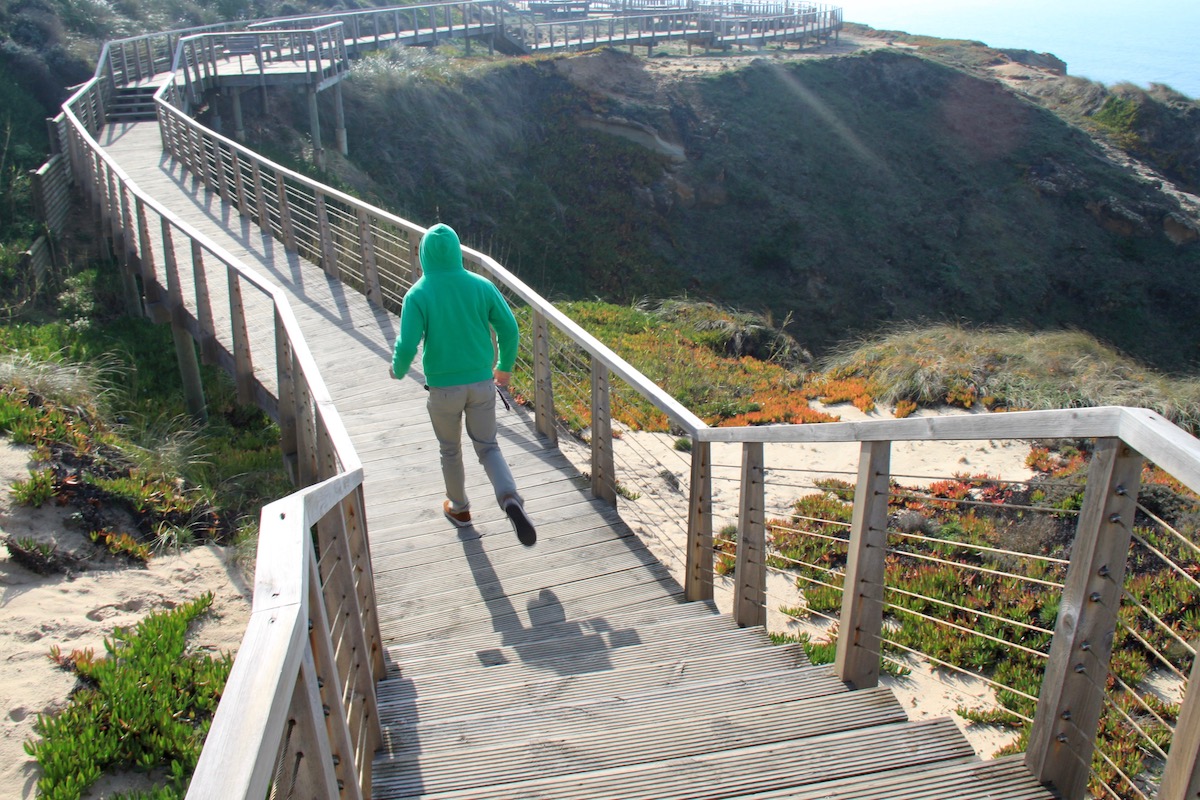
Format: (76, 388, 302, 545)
(1085, 197, 1152, 237)
(578, 116, 687, 162)
(1164, 212, 1200, 245)
(1027, 159, 1087, 197)
(997, 49, 1068, 76)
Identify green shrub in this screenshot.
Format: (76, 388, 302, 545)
(25, 593, 232, 800)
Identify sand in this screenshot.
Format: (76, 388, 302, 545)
(0, 440, 253, 799)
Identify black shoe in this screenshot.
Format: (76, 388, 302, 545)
(505, 501, 536, 546)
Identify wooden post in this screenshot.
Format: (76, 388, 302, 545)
(276, 171, 298, 252)
(135, 198, 165, 319)
(313, 429, 380, 795)
(356, 209, 381, 306)
(315, 192, 338, 277)
(279, 647, 341, 799)
(294, 368, 318, 487)
(1161, 644, 1200, 798)
(230, 150, 249, 217)
(834, 440, 892, 689)
(307, 87, 324, 170)
(162, 220, 207, 423)
(251, 160, 269, 230)
(334, 81, 348, 156)
(589, 357, 616, 505)
(733, 441, 766, 628)
(344, 483, 386, 678)
(532, 310, 557, 445)
(232, 88, 246, 141)
(191, 240, 218, 365)
(197, 131, 214, 192)
(214, 140, 230, 203)
(685, 440, 713, 602)
(226, 266, 255, 406)
(1026, 438, 1143, 800)
(306, 556, 368, 800)
(117, 185, 142, 317)
(275, 308, 299, 484)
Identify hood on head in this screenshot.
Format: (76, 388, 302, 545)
(420, 223, 464, 274)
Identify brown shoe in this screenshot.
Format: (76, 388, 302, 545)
(443, 500, 471, 528)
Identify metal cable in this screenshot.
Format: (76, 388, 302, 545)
(884, 584, 1057, 638)
(1121, 592, 1197, 659)
(888, 529, 1071, 566)
(882, 602, 1050, 660)
(867, 630, 1041, 708)
(1135, 501, 1200, 560)
(891, 488, 1081, 517)
(768, 517, 850, 541)
(1115, 615, 1190, 683)
(884, 546, 1065, 589)
(766, 551, 843, 578)
(1105, 673, 1172, 761)
(778, 602, 840, 628)
(1128, 528, 1200, 593)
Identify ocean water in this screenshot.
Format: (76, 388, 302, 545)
(839, 0, 1200, 99)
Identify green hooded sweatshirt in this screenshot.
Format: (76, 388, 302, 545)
(390, 224, 519, 387)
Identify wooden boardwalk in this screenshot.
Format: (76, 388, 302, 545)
(99, 121, 1058, 799)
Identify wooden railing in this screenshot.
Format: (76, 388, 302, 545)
(43, 5, 1200, 798)
(56, 28, 386, 800)
(166, 24, 350, 110)
(506, 1, 840, 50)
(248, 0, 504, 55)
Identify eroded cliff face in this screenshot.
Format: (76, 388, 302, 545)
(322, 45, 1200, 370)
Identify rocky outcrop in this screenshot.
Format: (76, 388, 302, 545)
(997, 49, 1067, 76)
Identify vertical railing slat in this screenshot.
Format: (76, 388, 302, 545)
(589, 358, 616, 505)
(834, 440, 892, 689)
(1161, 648, 1200, 798)
(226, 266, 255, 406)
(685, 440, 713, 602)
(532, 310, 557, 445)
(1026, 438, 1144, 800)
(733, 441, 766, 628)
(356, 209, 382, 306)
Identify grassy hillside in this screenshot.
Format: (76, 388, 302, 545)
(289, 44, 1200, 373)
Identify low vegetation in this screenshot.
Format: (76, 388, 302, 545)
(821, 324, 1200, 433)
(25, 593, 232, 800)
(514, 299, 1200, 436)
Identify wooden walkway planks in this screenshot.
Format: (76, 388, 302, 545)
(97, 121, 1059, 800)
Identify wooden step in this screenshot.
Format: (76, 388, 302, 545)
(377, 643, 810, 723)
(380, 663, 847, 754)
(376, 717, 975, 800)
(395, 624, 784, 697)
(386, 611, 757, 681)
(747, 755, 1058, 800)
(374, 687, 907, 796)
(380, 562, 685, 645)
(384, 597, 724, 673)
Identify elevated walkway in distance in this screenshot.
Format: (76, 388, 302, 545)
(97, 118, 1059, 800)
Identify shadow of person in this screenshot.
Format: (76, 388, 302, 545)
(459, 532, 640, 677)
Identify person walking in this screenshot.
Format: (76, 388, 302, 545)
(389, 223, 537, 546)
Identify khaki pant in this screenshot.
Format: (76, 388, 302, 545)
(426, 380, 520, 513)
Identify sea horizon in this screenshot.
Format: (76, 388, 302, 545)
(839, 0, 1200, 100)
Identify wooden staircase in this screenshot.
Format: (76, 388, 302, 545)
(107, 85, 160, 122)
(368, 513, 1060, 799)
